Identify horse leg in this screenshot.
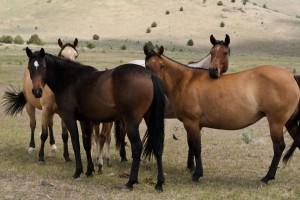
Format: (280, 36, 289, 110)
(187, 140, 196, 172)
(79, 121, 95, 177)
(183, 121, 203, 182)
(261, 123, 285, 184)
(38, 109, 50, 162)
(94, 123, 104, 174)
(119, 120, 128, 162)
(285, 119, 300, 149)
(48, 114, 57, 152)
(104, 122, 112, 167)
(25, 103, 36, 153)
(124, 122, 142, 190)
(63, 115, 83, 178)
(61, 120, 71, 162)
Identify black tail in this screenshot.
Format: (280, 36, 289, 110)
(2, 85, 27, 116)
(114, 120, 121, 149)
(283, 75, 300, 163)
(142, 75, 165, 159)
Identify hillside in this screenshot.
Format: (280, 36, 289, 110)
(0, 0, 299, 56)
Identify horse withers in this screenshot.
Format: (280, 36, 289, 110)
(25, 47, 166, 191)
(144, 45, 300, 184)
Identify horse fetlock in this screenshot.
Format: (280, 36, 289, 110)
(155, 182, 164, 192)
(28, 147, 35, 154)
(73, 169, 83, 179)
(50, 144, 58, 152)
(260, 175, 275, 184)
(192, 172, 201, 182)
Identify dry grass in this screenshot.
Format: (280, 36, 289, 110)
(0, 43, 300, 199)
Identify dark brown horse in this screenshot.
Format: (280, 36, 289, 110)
(2, 38, 79, 162)
(144, 45, 300, 184)
(25, 47, 165, 191)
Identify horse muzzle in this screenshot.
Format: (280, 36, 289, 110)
(32, 88, 43, 98)
(208, 66, 220, 79)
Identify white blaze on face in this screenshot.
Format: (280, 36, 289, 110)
(34, 60, 39, 70)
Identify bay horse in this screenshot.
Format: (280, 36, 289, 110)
(25, 47, 165, 191)
(144, 45, 300, 184)
(115, 34, 230, 172)
(3, 38, 79, 163)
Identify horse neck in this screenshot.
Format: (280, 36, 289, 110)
(161, 56, 189, 96)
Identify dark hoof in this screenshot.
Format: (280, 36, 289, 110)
(192, 173, 201, 182)
(73, 170, 83, 179)
(85, 168, 95, 177)
(187, 165, 195, 173)
(98, 167, 103, 175)
(155, 183, 163, 192)
(65, 158, 72, 163)
(124, 182, 133, 191)
(260, 176, 274, 184)
(121, 157, 128, 162)
(38, 158, 45, 164)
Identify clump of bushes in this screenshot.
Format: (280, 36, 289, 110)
(144, 41, 155, 50)
(14, 35, 24, 44)
(166, 10, 170, 15)
(231, 0, 235, 2)
(180, 6, 183, 11)
(86, 42, 95, 49)
(263, 4, 267, 8)
(0, 35, 13, 44)
(187, 39, 194, 46)
(146, 27, 151, 33)
(217, 1, 223, 6)
(93, 34, 99, 40)
(242, 0, 248, 5)
(120, 44, 126, 50)
(296, 15, 300, 19)
(220, 21, 225, 27)
(151, 22, 157, 28)
(27, 34, 45, 45)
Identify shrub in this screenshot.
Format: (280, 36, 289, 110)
(27, 34, 44, 45)
(220, 21, 225, 27)
(86, 42, 95, 49)
(166, 10, 170, 15)
(120, 44, 126, 50)
(14, 35, 24, 44)
(0, 35, 13, 44)
(241, 130, 254, 144)
(151, 21, 157, 28)
(242, 0, 248, 5)
(180, 6, 183, 11)
(146, 27, 151, 33)
(293, 68, 297, 74)
(231, 0, 235, 2)
(187, 39, 194, 46)
(263, 4, 267, 8)
(296, 15, 300, 19)
(93, 34, 99, 40)
(217, 1, 223, 6)
(144, 41, 155, 50)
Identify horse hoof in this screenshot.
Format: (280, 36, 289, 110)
(155, 183, 163, 192)
(38, 160, 45, 164)
(50, 144, 58, 152)
(64, 158, 72, 163)
(98, 169, 103, 175)
(192, 174, 200, 182)
(124, 182, 133, 191)
(260, 176, 274, 184)
(187, 165, 195, 174)
(28, 147, 35, 154)
(121, 158, 128, 162)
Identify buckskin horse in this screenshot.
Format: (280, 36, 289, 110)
(25, 47, 165, 191)
(144, 45, 300, 184)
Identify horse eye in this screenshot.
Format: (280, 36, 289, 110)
(224, 52, 227, 56)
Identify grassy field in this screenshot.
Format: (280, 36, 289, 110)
(1, 43, 300, 199)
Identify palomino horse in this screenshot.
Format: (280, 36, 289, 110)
(3, 38, 79, 162)
(25, 48, 165, 191)
(144, 45, 300, 184)
(115, 34, 230, 172)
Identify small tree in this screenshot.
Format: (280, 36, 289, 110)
(14, 35, 24, 44)
(166, 10, 170, 15)
(0, 35, 13, 43)
(263, 4, 267, 8)
(187, 39, 194, 46)
(180, 6, 183, 11)
(220, 21, 225, 27)
(27, 34, 44, 45)
(120, 44, 126, 50)
(217, 1, 223, 6)
(146, 27, 151, 33)
(86, 42, 95, 49)
(151, 21, 157, 28)
(93, 34, 99, 40)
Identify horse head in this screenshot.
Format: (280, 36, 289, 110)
(144, 45, 165, 79)
(209, 34, 230, 78)
(58, 38, 79, 60)
(26, 47, 46, 98)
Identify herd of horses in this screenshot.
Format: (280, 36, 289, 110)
(2, 34, 300, 191)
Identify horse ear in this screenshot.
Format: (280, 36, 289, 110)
(225, 34, 230, 46)
(40, 48, 45, 58)
(26, 47, 32, 57)
(143, 45, 149, 55)
(158, 46, 164, 55)
(210, 35, 217, 45)
(74, 38, 78, 47)
(58, 39, 63, 48)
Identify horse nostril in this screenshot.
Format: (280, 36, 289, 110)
(32, 88, 43, 98)
(214, 66, 218, 71)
